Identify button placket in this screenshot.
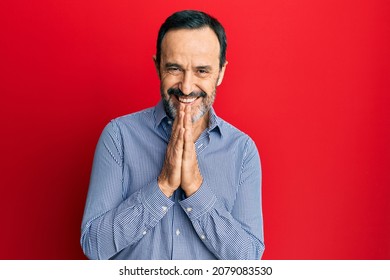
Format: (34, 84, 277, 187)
(195, 133, 209, 154)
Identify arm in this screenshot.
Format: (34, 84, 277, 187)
(180, 138, 265, 260)
(177, 106, 264, 259)
(80, 120, 174, 260)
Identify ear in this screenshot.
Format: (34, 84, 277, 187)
(216, 61, 228, 86)
(152, 55, 160, 78)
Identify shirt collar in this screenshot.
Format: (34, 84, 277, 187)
(154, 99, 223, 137)
(154, 100, 169, 128)
(207, 106, 223, 137)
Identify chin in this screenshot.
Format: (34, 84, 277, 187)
(191, 106, 209, 123)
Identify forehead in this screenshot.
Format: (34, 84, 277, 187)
(161, 27, 220, 64)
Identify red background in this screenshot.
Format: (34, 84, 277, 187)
(1, 0, 389, 259)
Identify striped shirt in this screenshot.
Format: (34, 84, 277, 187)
(80, 100, 264, 260)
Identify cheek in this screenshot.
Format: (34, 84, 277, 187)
(199, 80, 217, 97)
(161, 73, 180, 89)
(204, 92, 216, 106)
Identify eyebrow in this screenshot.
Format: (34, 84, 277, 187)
(164, 63, 182, 68)
(164, 63, 213, 70)
(195, 65, 212, 71)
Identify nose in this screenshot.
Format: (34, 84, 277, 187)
(179, 72, 193, 95)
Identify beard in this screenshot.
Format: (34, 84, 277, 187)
(161, 87, 215, 123)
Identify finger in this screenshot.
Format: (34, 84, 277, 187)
(167, 125, 184, 165)
(173, 111, 185, 144)
(171, 102, 184, 129)
(183, 127, 194, 163)
(171, 109, 179, 133)
(184, 105, 193, 143)
(160, 126, 184, 191)
(175, 126, 185, 148)
(171, 110, 184, 142)
(172, 127, 185, 168)
(168, 110, 185, 165)
(184, 105, 192, 129)
(170, 127, 184, 170)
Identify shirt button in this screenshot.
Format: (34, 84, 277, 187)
(162, 206, 168, 212)
(200, 235, 206, 240)
(167, 120, 172, 125)
(143, 231, 147, 235)
(176, 229, 181, 236)
(186, 207, 192, 212)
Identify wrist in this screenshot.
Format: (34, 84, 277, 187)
(183, 177, 203, 197)
(157, 176, 175, 197)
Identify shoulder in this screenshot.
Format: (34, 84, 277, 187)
(114, 106, 155, 127)
(218, 118, 261, 173)
(218, 117, 256, 147)
(216, 117, 260, 164)
(98, 106, 156, 141)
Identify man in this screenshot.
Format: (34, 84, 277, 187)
(81, 10, 264, 260)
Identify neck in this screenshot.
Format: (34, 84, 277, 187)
(192, 111, 209, 141)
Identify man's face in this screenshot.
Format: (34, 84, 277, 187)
(155, 27, 227, 123)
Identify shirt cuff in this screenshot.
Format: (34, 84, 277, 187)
(140, 179, 175, 220)
(179, 180, 217, 220)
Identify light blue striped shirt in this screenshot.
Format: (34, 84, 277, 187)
(81, 100, 264, 260)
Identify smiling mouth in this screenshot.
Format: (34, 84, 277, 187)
(167, 88, 206, 105)
(177, 96, 198, 104)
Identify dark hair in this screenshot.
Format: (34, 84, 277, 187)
(156, 10, 227, 69)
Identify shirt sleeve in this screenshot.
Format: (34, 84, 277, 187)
(179, 137, 265, 259)
(80, 120, 174, 260)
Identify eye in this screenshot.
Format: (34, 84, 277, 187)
(167, 67, 182, 75)
(197, 69, 210, 77)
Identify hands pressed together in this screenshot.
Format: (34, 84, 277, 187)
(158, 104, 203, 198)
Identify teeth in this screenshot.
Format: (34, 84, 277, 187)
(178, 97, 196, 103)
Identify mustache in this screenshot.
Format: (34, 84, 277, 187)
(167, 88, 207, 99)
